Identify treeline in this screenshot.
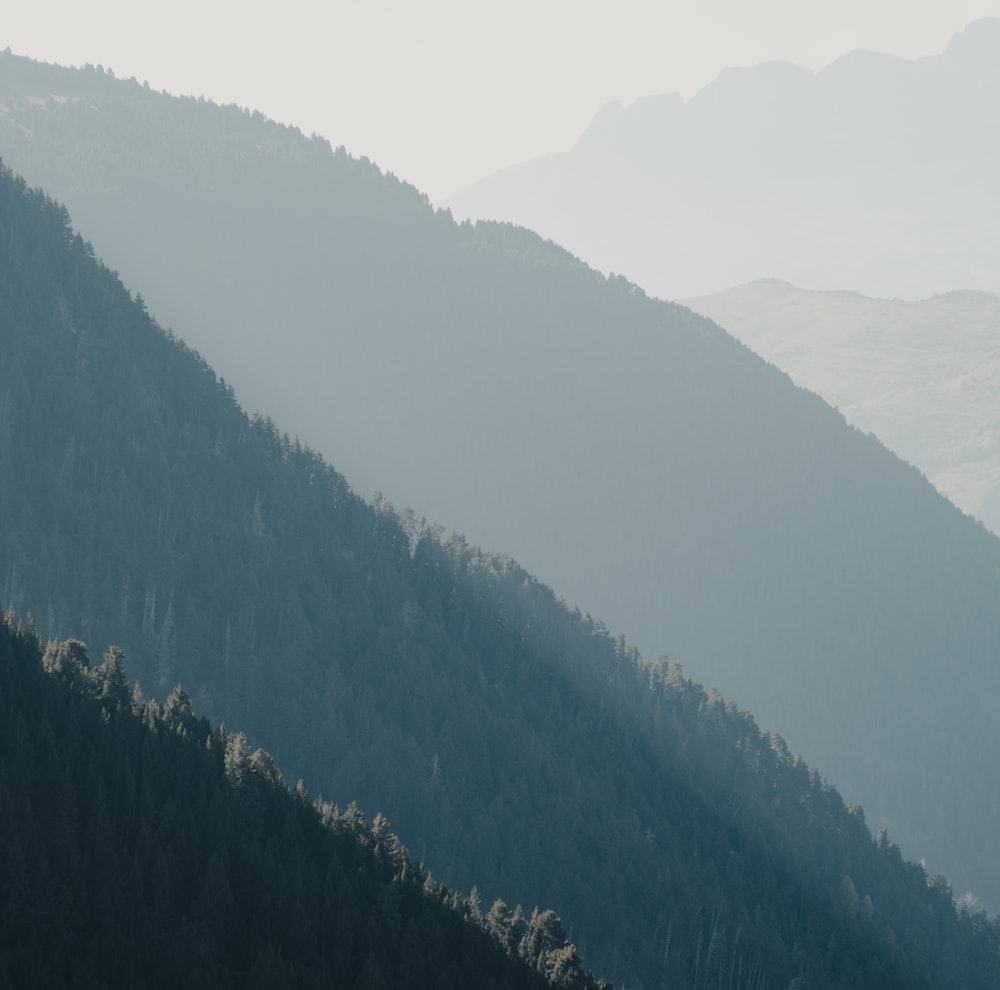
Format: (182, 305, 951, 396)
(0, 609, 606, 990)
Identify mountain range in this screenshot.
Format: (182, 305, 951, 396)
(3, 155, 1000, 989)
(4, 50, 1000, 917)
(683, 280, 1000, 535)
(445, 18, 1000, 302)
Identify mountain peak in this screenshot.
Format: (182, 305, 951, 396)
(690, 58, 815, 107)
(943, 15, 1000, 65)
(575, 92, 684, 152)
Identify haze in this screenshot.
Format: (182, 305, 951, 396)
(7, 0, 1000, 200)
(7, 10, 1000, 980)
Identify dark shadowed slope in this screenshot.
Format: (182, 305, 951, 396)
(3, 163, 1000, 988)
(3, 58, 1000, 915)
(0, 610, 603, 990)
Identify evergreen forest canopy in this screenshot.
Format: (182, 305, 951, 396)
(0, 609, 605, 990)
(2, 164, 1000, 988)
(3, 51, 1000, 912)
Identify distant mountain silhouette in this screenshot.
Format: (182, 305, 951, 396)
(446, 18, 1000, 301)
(5, 53, 1000, 918)
(684, 280, 1000, 535)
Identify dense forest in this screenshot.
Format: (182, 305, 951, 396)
(1, 163, 999, 987)
(0, 609, 605, 990)
(3, 52, 1000, 914)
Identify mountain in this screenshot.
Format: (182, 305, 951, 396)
(445, 18, 1000, 301)
(0, 609, 603, 990)
(5, 50, 1000, 915)
(3, 160, 1000, 989)
(683, 281, 1000, 535)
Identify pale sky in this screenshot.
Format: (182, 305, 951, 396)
(6, 1, 1000, 200)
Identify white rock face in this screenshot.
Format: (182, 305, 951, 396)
(684, 280, 1000, 535)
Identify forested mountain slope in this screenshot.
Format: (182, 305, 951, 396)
(683, 280, 1000, 535)
(2, 165, 1000, 989)
(5, 52, 1000, 912)
(446, 18, 1000, 301)
(0, 610, 602, 990)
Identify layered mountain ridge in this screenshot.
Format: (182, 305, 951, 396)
(3, 51, 1000, 917)
(3, 159, 1000, 988)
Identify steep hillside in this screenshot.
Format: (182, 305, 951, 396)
(684, 281, 1000, 534)
(445, 18, 1000, 301)
(2, 162, 1000, 989)
(5, 52, 1000, 915)
(0, 609, 600, 990)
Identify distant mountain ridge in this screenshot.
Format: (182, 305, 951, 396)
(446, 18, 1000, 301)
(5, 52, 1000, 921)
(683, 280, 1000, 535)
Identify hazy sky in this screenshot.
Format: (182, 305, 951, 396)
(6, 2, 1000, 200)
